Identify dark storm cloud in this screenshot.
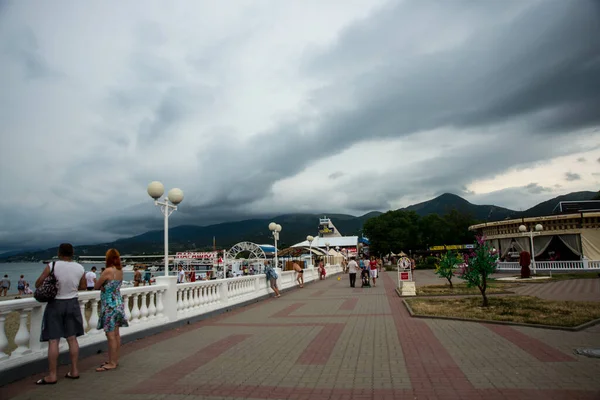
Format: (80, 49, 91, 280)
(565, 172, 581, 181)
(187, 0, 600, 211)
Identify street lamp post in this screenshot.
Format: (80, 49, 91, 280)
(518, 223, 543, 275)
(307, 235, 314, 268)
(325, 242, 330, 266)
(147, 181, 184, 277)
(269, 222, 282, 270)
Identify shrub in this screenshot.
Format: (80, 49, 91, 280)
(417, 256, 438, 269)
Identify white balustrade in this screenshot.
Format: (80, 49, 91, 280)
(496, 260, 600, 271)
(0, 266, 346, 372)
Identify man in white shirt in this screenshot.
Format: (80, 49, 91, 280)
(177, 266, 185, 283)
(347, 256, 359, 288)
(35, 243, 86, 384)
(85, 266, 97, 290)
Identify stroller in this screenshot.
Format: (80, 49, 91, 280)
(361, 267, 371, 288)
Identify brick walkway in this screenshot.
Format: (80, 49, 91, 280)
(2, 272, 599, 400)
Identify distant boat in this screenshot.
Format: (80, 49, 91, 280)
(123, 264, 134, 272)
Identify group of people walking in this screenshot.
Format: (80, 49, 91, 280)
(345, 256, 381, 288)
(34, 243, 128, 385)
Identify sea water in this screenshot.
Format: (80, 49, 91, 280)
(0, 262, 141, 296)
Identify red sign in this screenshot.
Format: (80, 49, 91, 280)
(400, 272, 410, 281)
(175, 251, 218, 260)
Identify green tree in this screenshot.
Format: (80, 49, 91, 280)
(456, 236, 498, 307)
(435, 251, 462, 287)
(363, 210, 421, 255)
(443, 209, 477, 244)
(420, 214, 449, 248)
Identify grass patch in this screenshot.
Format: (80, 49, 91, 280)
(417, 282, 517, 296)
(406, 295, 600, 327)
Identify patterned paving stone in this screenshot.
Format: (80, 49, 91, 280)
(2, 271, 600, 400)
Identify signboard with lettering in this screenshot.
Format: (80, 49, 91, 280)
(318, 226, 335, 234)
(400, 272, 410, 281)
(175, 251, 218, 260)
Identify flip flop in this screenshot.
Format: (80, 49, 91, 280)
(65, 372, 79, 379)
(95, 365, 117, 372)
(35, 378, 57, 385)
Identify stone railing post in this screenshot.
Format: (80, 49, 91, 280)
(220, 280, 229, 306)
(155, 276, 178, 321)
(28, 305, 46, 352)
(582, 258, 589, 270)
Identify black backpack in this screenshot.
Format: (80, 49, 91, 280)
(34, 262, 58, 302)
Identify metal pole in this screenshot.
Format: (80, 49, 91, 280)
(274, 232, 279, 270)
(309, 242, 313, 268)
(164, 200, 169, 277)
(530, 230, 537, 275)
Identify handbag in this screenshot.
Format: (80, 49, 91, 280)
(34, 262, 58, 302)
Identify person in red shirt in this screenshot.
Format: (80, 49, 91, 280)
(369, 256, 378, 287)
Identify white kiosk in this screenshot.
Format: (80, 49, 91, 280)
(397, 256, 416, 296)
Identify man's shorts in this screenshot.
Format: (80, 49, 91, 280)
(370, 269, 378, 278)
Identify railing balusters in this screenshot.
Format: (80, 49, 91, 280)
(130, 294, 140, 324)
(11, 309, 31, 356)
(140, 293, 149, 321)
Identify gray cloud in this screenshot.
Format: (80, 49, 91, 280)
(328, 171, 344, 180)
(565, 172, 582, 181)
(1, 1, 599, 252)
(524, 183, 553, 194)
(577, 157, 586, 162)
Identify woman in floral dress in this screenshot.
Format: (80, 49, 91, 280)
(94, 248, 128, 371)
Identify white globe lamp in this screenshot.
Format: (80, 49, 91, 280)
(518, 225, 527, 233)
(535, 224, 543, 232)
(268, 222, 277, 231)
(168, 188, 184, 205)
(147, 181, 165, 200)
(275, 224, 282, 232)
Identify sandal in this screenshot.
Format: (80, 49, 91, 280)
(96, 365, 117, 372)
(35, 378, 57, 385)
(65, 372, 79, 379)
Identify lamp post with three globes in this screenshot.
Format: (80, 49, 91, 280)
(147, 181, 184, 277)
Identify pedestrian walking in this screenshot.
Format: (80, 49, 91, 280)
(1, 275, 10, 296)
(85, 267, 97, 291)
(347, 256, 359, 288)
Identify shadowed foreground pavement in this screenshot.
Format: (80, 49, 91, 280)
(1, 272, 599, 400)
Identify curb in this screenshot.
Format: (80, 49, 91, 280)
(395, 287, 515, 298)
(401, 298, 600, 332)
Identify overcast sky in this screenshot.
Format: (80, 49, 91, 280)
(1, 0, 599, 252)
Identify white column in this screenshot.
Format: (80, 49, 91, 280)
(130, 294, 141, 324)
(530, 232, 537, 275)
(89, 299, 100, 332)
(164, 203, 169, 277)
(140, 293, 149, 321)
(155, 276, 178, 321)
(0, 312, 10, 360)
(148, 291, 157, 319)
(123, 295, 132, 322)
(220, 280, 229, 305)
(12, 309, 31, 356)
(79, 300, 89, 332)
(28, 305, 45, 352)
(156, 290, 164, 317)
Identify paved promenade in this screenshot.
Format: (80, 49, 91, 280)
(2, 272, 599, 400)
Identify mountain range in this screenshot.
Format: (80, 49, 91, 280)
(1, 190, 597, 261)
